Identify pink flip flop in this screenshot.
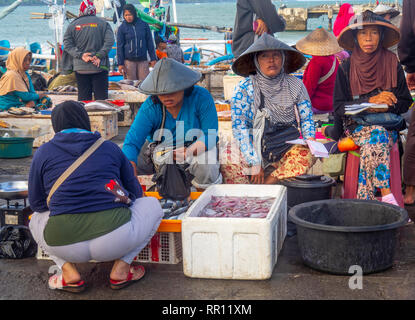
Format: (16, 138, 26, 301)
(48, 274, 85, 293)
(109, 265, 146, 290)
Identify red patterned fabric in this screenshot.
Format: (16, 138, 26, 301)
(79, 0, 96, 16)
(220, 142, 315, 184)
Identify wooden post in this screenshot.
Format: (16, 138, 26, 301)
(328, 8, 333, 31)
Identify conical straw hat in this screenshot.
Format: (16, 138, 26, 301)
(296, 27, 343, 56)
(337, 10, 400, 51)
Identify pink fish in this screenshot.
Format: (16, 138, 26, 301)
(199, 196, 275, 218)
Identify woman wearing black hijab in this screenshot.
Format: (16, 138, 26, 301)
(116, 4, 157, 80)
(28, 101, 163, 293)
(51, 100, 91, 133)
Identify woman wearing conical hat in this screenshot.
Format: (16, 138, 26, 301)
(323, 11, 412, 205)
(122, 58, 222, 190)
(296, 27, 342, 114)
(227, 33, 316, 185)
(0, 47, 47, 111)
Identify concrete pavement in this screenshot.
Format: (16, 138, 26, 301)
(1, 127, 415, 301)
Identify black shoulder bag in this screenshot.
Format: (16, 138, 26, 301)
(260, 92, 301, 164)
(149, 105, 194, 200)
(143, 104, 166, 170)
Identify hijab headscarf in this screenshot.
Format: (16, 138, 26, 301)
(52, 101, 91, 133)
(79, 0, 96, 16)
(0, 47, 31, 96)
(123, 4, 138, 24)
(349, 26, 398, 97)
(250, 50, 305, 125)
(333, 3, 355, 37)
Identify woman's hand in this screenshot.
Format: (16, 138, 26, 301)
(368, 91, 397, 107)
(37, 93, 46, 99)
(255, 19, 269, 35)
(249, 165, 264, 184)
(118, 65, 125, 76)
(321, 126, 327, 137)
(173, 147, 187, 163)
(91, 56, 101, 67)
(82, 52, 92, 63)
(406, 73, 415, 91)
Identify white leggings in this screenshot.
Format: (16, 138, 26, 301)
(29, 197, 163, 269)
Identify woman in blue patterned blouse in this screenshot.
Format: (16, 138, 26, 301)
(229, 33, 316, 184)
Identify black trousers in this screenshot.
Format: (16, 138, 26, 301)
(75, 71, 108, 101)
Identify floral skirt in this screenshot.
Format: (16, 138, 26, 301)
(219, 140, 315, 183)
(269, 144, 315, 179)
(349, 125, 396, 200)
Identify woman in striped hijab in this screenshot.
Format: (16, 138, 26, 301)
(224, 33, 316, 185)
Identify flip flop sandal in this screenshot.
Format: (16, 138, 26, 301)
(109, 265, 146, 290)
(48, 274, 86, 293)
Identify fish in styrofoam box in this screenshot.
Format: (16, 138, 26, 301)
(199, 196, 275, 218)
(181, 184, 287, 280)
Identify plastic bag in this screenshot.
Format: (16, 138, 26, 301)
(153, 163, 193, 201)
(0, 225, 37, 259)
(323, 153, 346, 177)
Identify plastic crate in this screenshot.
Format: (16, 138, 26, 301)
(134, 232, 182, 264)
(36, 232, 181, 264)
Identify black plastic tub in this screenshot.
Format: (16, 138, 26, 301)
(279, 175, 336, 209)
(289, 199, 408, 275)
(279, 175, 336, 236)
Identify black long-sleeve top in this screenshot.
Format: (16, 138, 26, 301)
(325, 59, 413, 141)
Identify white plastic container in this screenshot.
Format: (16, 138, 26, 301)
(182, 184, 287, 280)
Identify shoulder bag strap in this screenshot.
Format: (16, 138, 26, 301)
(155, 105, 166, 142)
(259, 90, 265, 111)
(46, 137, 106, 207)
(318, 58, 337, 85)
(21, 73, 30, 91)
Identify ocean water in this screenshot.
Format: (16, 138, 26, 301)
(0, 0, 402, 54)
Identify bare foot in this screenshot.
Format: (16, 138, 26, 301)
(404, 186, 415, 205)
(61, 262, 82, 284)
(110, 260, 144, 281)
(404, 196, 415, 205)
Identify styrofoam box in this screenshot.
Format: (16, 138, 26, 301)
(223, 75, 245, 101)
(182, 184, 287, 280)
